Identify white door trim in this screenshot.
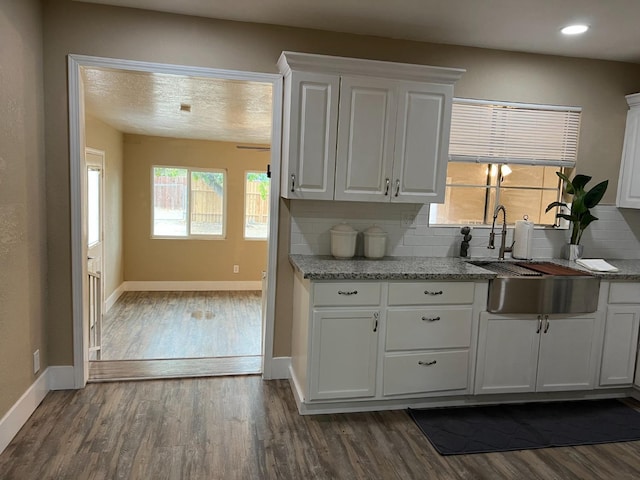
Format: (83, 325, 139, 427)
(68, 54, 283, 387)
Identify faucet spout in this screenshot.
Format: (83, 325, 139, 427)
(488, 204, 514, 259)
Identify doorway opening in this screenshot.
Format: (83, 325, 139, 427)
(68, 55, 282, 385)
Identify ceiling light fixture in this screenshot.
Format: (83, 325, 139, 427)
(561, 24, 589, 35)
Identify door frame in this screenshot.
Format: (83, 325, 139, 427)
(68, 54, 283, 388)
(85, 147, 106, 360)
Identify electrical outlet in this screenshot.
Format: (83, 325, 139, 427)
(233, 265, 240, 274)
(401, 213, 417, 228)
(33, 349, 40, 374)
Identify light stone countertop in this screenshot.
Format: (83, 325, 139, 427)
(289, 254, 640, 281)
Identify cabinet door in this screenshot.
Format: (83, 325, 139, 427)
(474, 314, 540, 394)
(536, 314, 599, 392)
(282, 71, 339, 200)
(600, 306, 640, 386)
(391, 81, 452, 203)
(334, 76, 396, 202)
(617, 101, 640, 208)
(309, 309, 379, 400)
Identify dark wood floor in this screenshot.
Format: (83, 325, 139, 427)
(2, 377, 640, 479)
(98, 291, 262, 360)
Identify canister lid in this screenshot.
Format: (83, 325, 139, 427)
(330, 222, 356, 233)
(363, 225, 387, 236)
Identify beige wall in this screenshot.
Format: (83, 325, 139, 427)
(42, 0, 640, 363)
(85, 115, 124, 300)
(123, 135, 269, 281)
(0, 0, 47, 418)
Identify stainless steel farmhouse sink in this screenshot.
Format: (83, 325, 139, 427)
(470, 261, 600, 314)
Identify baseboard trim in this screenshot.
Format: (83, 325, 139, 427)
(123, 280, 262, 291)
(105, 283, 125, 313)
(266, 356, 291, 380)
(0, 370, 49, 455)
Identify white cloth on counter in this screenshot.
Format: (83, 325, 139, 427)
(575, 258, 619, 272)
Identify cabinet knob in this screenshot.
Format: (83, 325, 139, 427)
(536, 315, 542, 333)
(543, 314, 550, 333)
(384, 178, 390, 196)
(338, 290, 358, 296)
(395, 179, 400, 197)
(418, 360, 437, 366)
(373, 312, 379, 332)
(290, 174, 296, 193)
(424, 290, 443, 296)
(421, 316, 441, 322)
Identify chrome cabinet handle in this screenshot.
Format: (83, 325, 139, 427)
(536, 315, 542, 333)
(395, 179, 400, 197)
(373, 312, 379, 332)
(338, 290, 358, 296)
(543, 314, 550, 333)
(384, 178, 390, 196)
(418, 360, 437, 366)
(422, 316, 441, 322)
(424, 290, 443, 296)
(290, 174, 296, 193)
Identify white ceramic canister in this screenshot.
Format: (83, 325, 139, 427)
(330, 223, 358, 259)
(363, 225, 387, 259)
(512, 217, 534, 260)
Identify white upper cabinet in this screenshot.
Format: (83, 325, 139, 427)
(280, 70, 339, 200)
(278, 52, 464, 203)
(392, 82, 451, 203)
(335, 76, 397, 202)
(616, 93, 640, 208)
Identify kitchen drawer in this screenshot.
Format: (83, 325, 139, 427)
(386, 307, 472, 350)
(608, 282, 640, 304)
(383, 350, 469, 395)
(313, 282, 381, 307)
(388, 281, 474, 305)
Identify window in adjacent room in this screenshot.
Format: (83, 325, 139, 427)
(244, 171, 270, 239)
(152, 166, 226, 238)
(429, 99, 582, 226)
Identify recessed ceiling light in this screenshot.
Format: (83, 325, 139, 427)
(561, 24, 589, 35)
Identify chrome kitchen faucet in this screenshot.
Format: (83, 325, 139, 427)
(488, 204, 514, 260)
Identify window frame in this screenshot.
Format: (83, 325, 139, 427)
(243, 170, 270, 241)
(150, 165, 227, 240)
(429, 98, 581, 228)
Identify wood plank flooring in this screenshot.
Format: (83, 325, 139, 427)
(98, 291, 262, 360)
(2, 377, 640, 479)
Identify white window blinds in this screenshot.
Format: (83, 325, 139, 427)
(448, 98, 582, 167)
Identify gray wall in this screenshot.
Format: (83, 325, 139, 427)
(0, 0, 48, 418)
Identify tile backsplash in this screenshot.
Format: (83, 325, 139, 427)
(290, 201, 640, 260)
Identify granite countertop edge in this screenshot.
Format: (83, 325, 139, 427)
(289, 254, 640, 281)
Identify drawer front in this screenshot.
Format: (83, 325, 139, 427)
(313, 282, 381, 307)
(383, 350, 469, 396)
(609, 282, 640, 304)
(388, 282, 474, 305)
(386, 308, 472, 350)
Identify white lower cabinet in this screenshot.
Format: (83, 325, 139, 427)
(309, 309, 379, 400)
(475, 313, 601, 395)
(599, 282, 640, 387)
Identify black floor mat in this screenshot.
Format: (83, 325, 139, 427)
(408, 399, 640, 455)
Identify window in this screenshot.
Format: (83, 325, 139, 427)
(430, 99, 581, 226)
(152, 166, 226, 238)
(244, 172, 270, 239)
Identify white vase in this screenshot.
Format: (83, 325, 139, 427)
(562, 244, 584, 261)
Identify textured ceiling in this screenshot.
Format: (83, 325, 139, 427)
(77, 0, 640, 64)
(82, 67, 273, 144)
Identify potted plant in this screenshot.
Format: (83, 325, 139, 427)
(545, 172, 608, 260)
